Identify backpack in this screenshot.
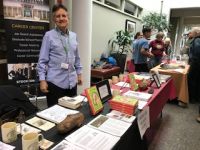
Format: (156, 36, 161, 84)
(0, 85, 38, 125)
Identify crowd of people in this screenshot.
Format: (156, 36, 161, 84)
(131, 27, 200, 123)
(132, 28, 173, 72)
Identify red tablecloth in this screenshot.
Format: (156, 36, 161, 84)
(112, 78, 177, 144)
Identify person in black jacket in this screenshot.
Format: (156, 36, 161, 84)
(188, 28, 200, 122)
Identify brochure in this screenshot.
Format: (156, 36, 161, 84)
(65, 125, 120, 150)
(87, 114, 131, 137)
(26, 116, 55, 131)
(51, 140, 83, 150)
(106, 110, 136, 123)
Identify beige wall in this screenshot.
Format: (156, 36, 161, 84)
(92, 2, 143, 62)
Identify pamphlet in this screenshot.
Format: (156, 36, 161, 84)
(51, 140, 83, 150)
(37, 105, 79, 124)
(26, 116, 55, 131)
(65, 125, 120, 150)
(87, 114, 131, 137)
(106, 110, 136, 123)
(17, 123, 41, 135)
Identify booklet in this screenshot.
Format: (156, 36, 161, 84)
(65, 125, 120, 150)
(26, 116, 55, 131)
(87, 114, 131, 137)
(106, 110, 136, 123)
(51, 140, 83, 150)
(37, 105, 79, 124)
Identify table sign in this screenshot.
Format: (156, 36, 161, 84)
(137, 106, 150, 139)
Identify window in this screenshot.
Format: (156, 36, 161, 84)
(124, 1, 136, 16)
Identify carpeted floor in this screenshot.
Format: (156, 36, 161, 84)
(33, 99, 200, 150)
(149, 102, 200, 150)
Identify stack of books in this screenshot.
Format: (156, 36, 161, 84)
(58, 95, 84, 109)
(109, 95, 138, 115)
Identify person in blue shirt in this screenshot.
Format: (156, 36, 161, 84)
(37, 4, 83, 107)
(133, 27, 154, 72)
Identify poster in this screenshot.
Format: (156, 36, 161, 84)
(3, 0, 50, 96)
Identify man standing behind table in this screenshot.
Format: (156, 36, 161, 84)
(133, 27, 154, 72)
(37, 4, 83, 107)
(187, 28, 200, 122)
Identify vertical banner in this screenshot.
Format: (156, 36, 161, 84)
(3, 0, 49, 96)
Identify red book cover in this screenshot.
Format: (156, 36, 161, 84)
(85, 86, 103, 115)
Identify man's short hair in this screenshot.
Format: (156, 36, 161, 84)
(142, 27, 151, 34)
(52, 4, 68, 13)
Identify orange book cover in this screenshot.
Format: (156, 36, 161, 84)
(109, 105, 134, 115)
(85, 86, 103, 115)
(109, 95, 138, 107)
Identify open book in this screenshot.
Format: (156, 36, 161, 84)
(37, 105, 79, 124)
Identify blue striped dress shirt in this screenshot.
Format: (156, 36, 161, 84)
(37, 28, 82, 89)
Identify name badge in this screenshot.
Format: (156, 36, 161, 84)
(61, 63, 69, 69)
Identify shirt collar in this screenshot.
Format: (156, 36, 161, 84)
(56, 27, 69, 36)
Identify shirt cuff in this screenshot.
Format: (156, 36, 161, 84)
(39, 75, 46, 81)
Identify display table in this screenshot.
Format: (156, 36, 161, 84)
(0, 79, 176, 150)
(151, 63, 189, 104)
(91, 66, 121, 80)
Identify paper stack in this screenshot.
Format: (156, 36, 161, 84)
(109, 95, 138, 115)
(58, 95, 84, 109)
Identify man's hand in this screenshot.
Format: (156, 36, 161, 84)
(40, 80, 49, 93)
(77, 74, 83, 85)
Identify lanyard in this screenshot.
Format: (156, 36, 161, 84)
(57, 29, 70, 53)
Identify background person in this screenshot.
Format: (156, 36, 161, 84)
(37, 4, 83, 107)
(187, 28, 200, 122)
(181, 31, 194, 56)
(149, 32, 165, 68)
(133, 27, 153, 72)
(132, 31, 143, 64)
(164, 38, 173, 61)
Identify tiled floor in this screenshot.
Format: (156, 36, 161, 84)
(149, 102, 200, 150)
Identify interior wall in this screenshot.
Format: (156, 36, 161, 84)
(92, 2, 143, 62)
